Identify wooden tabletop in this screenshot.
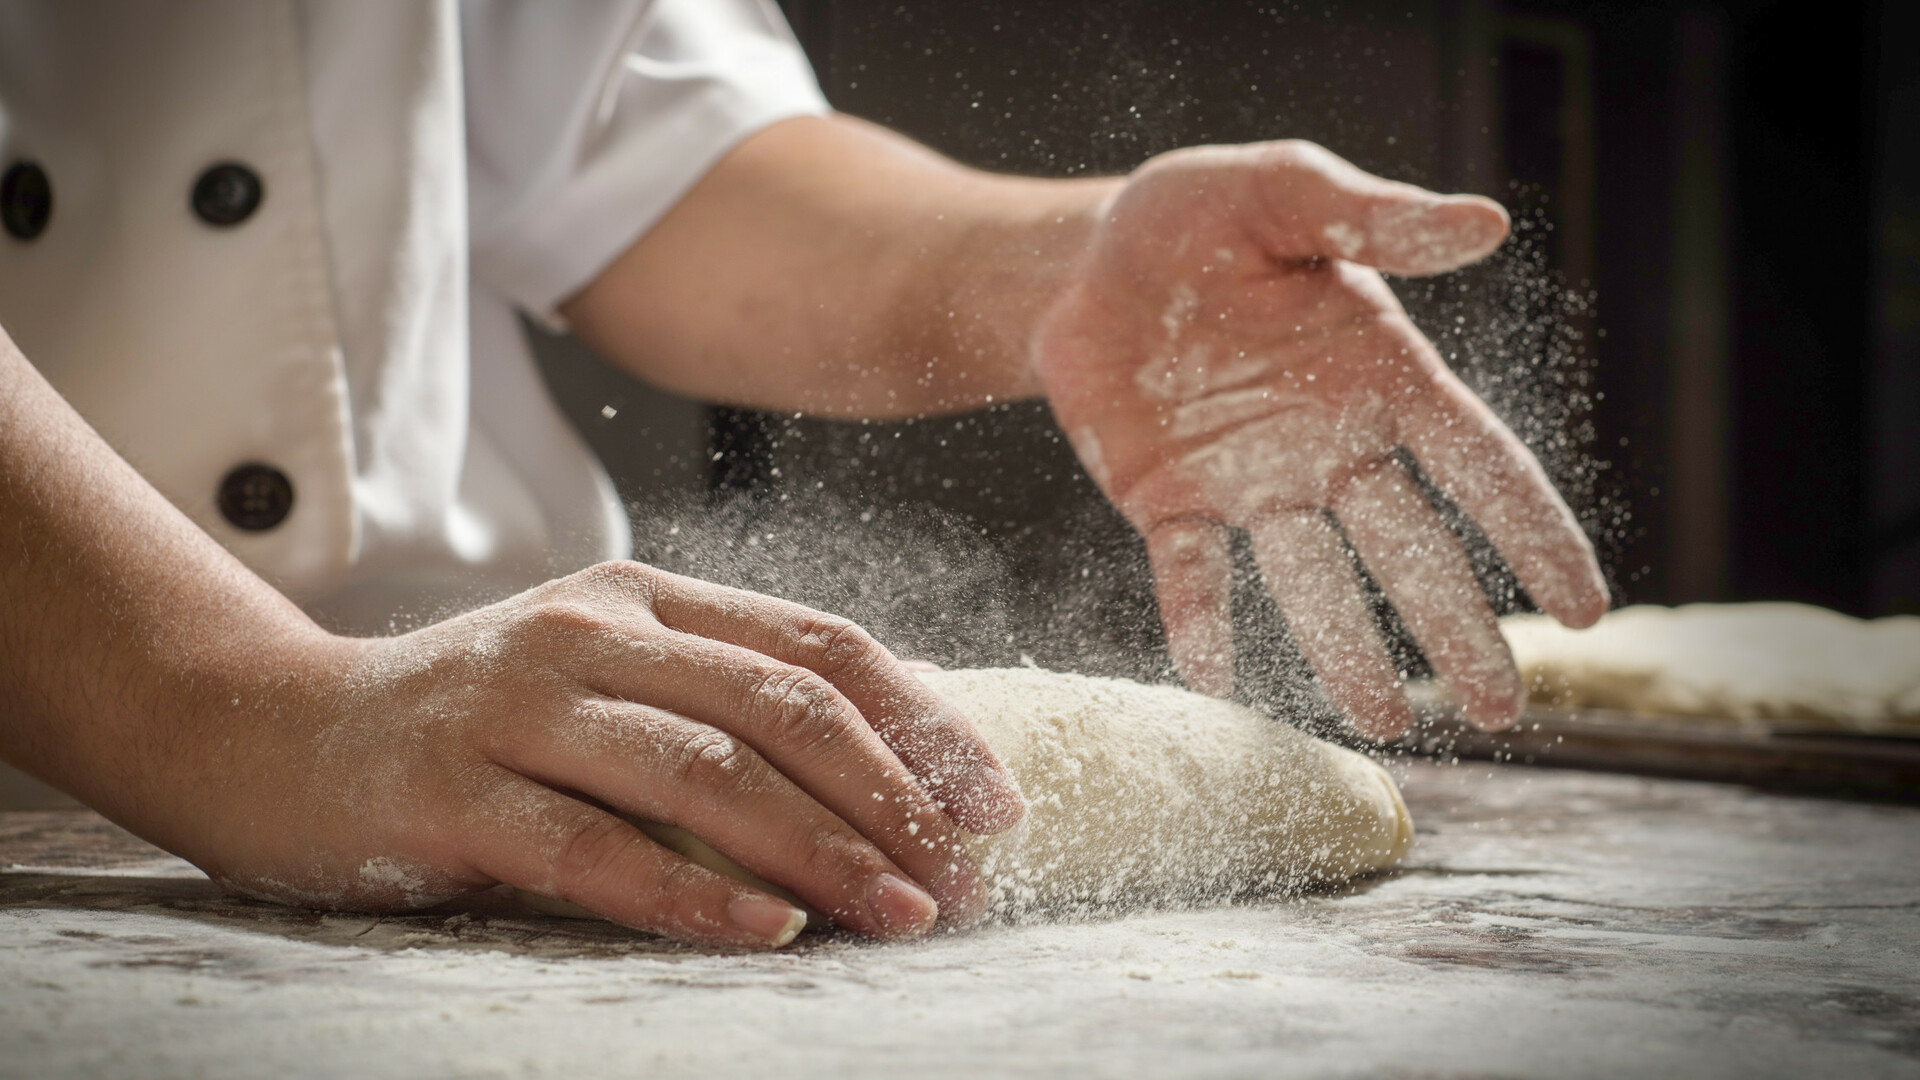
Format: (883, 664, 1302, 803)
(4, 760, 1918, 1079)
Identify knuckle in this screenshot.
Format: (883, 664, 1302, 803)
(751, 667, 852, 749)
(522, 600, 607, 641)
(552, 812, 647, 898)
(786, 817, 871, 882)
(576, 560, 661, 605)
(1270, 137, 1311, 160)
(793, 613, 886, 681)
(1266, 138, 1327, 173)
(1139, 143, 1214, 178)
(668, 727, 753, 790)
(1151, 521, 1224, 571)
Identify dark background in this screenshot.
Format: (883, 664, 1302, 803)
(530, 0, 1919, 689)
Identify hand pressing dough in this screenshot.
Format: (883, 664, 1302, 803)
(1500, 603, 1920, 732)
(522, 667, 1413, 927)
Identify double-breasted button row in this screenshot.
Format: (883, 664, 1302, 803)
(3, 157, 290, 531)
(1, 159, 265, 241)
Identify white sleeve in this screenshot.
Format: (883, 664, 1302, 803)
(461, 0, 829, 325)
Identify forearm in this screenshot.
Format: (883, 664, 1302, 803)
(0, 331, 342, 847)
(562, 114, 1120, 419)
(0, 329, 1018, 940)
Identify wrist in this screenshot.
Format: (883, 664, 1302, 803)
(25, 602, 358, 866)
(151, 620, 366, 870)
(990, 177, 1121, 396)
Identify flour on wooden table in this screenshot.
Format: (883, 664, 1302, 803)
(1500, 603, 1920, 732)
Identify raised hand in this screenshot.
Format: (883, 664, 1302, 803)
(1034, 141, 1608, 739)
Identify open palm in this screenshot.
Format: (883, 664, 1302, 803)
(1034, 141, 1608, 739)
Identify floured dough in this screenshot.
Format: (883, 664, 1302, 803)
(1500, 603, 1920, 732)
(920, 667, 1411, 917)
(523, 666, 1412, 927)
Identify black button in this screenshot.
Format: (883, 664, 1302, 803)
(1, 161, 52, 241)
(191, 162, 263, 227)
(217, 463, 294, 531)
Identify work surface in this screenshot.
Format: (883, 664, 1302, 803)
(3, 762, 1917, 1080)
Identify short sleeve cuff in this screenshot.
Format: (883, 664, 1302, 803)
(472, 8, 829, 327)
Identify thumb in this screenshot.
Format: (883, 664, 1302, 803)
(1249, 141, 1510, 275)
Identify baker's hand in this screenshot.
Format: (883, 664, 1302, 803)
(1033, 141, 1608, 739)
(196, 562, 1022, 948)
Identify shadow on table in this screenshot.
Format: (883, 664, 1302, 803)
(0, 870, 720, 960)
(0, 864, 1431, 963)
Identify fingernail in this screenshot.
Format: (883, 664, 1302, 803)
(865, 873, 938, 937)
(945, 762, 1026, 834)
(729, 894, 807, 947)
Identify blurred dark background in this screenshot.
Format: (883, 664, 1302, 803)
(530, 0, 1919, 684)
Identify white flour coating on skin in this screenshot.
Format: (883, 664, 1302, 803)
(1149, 524, 1236, 686)
(1134, 345, 1273, 404)
(753, 667, 846, 736)
(1365, 201, 1482, 274)
(1159, 283, 1200, 341)
(1174, 393, 1392, 520)
(1401, 406, 1583, 612)
(1154, 520, 1228, 563)
(1075, 425, 1110, 489)
(357, 856, 438, 909)
(205, 608, 537, 916)
(1322, 220, 1366, 260)
(215, 874, 324, 908)
(1332, 467, 1512, 699)
(1244, 510, 1410, 728)
(1168, 386, 1310, 440)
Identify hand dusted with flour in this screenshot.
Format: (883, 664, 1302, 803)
(1034, 141, 1609, 738)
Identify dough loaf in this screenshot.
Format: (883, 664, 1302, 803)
(1500, 603, 1920, 732)
(523, 666, 1413, 926)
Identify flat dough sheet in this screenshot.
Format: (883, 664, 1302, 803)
(1500, 603, 1920, 732)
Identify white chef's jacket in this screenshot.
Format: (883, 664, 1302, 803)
(0, 0, 827, 634)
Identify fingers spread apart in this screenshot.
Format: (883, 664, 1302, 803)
(1334, 462, 1525, 729)
(1248, 509, 1412, 740)
(1397, 374, 1610, 630)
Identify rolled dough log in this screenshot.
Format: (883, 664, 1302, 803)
(522, 666, 1413, 927)
(1499, 603, 1920, 732)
